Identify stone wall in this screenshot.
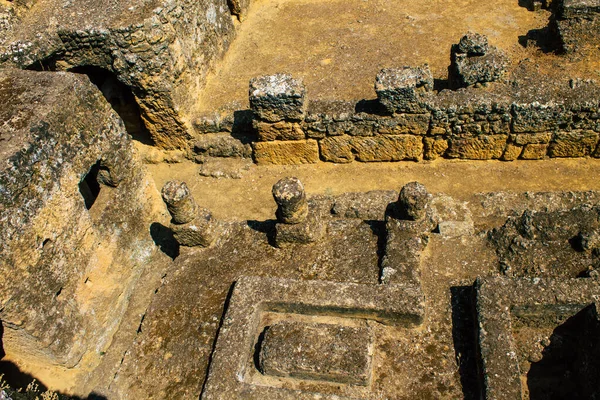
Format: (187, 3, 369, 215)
(0, 0, 242, 150)
(0, 69, 169, 370)
(231, 71, 600, 165)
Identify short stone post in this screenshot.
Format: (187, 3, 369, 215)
(161, 180, 218, 247)
(381, 181, 434, 285)
(375, 65, 433, 114)
(272, 177, 323, 247)
(273, 177, 308, 224)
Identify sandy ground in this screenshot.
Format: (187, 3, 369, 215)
(147, 158, 600, 221)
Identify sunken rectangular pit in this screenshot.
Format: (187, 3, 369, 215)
(201, 276, 424, 399)
(476, 276, 600, 400)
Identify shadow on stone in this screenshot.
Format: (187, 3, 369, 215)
(355, 99, 388, 115)
(0, 320, 5, 360)
(518, 26, 560, 53)
(231, 109, 255, 142)
(450, 285, 482, 400)
(69, 65, 155, 146)
(247, 220, 277, 247)
(0, 360, 48, 392)
(527, 304, 600, 399)
(364, 220, 387, 281)
(253, 326, 270, 374)
(150, 222, 179, 260)
(200, 281, 237, 397)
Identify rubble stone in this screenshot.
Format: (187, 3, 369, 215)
(161, 181, 199, 225)
(398, 182, 430, 221)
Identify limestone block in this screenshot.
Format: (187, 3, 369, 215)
(253, 139, 319, 165)
(512, 132, 553, 145)
(249, 74, 307, 122)
(375, 66, 433, 114)
(254, 120, 305, 141)
(171, 210, 219, 247)
(274, 212, 325, 247)
(521, 143, 548, 159)
(447, 135, 508, 159)
(501, 143, 523, 161)
(351, 135, 423, 162)
(259, 320, 372, 385)
(548, 130, 599, 157)
(423, 136, 449, 160)
(319, 136, 354, 163)
(194, 134, 252, 158)
(451, 48, 509, 88)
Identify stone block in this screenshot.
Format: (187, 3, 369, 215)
(558, 0, 600, 19)
(194, 133, 252, 158)
(171, 209, 219, 247)
(548, 130, 599, 157)
(457, 32, 489, 55)
(254, 120, 305, 141)
(259, 320, 372, 385)
(249, 74, 307, 122)
(202, 276, 424, 399)
(351, 135, 423, 162)
(423, 136, 449, 160)
(253, 140, 319, 165)
(521, 143, 548, 159)
(451, 48, 509, 88)
(512, 132, 552, 145)
(274, 211, 324, 247)
(476, 277, 600, 400)
(375, 66, 433, 114)
(501, 143, 523, 161)
(446, 134, 507, 159)
(319, 136, 354, 163)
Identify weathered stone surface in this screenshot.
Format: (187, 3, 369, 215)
(202, 276, 424, 399)
(171, 208, 219, 247)
(489, 205, 600, 277)
(354, 135, 423, 162)
(254, 121, 305, 141)
(548, 130, 599, 157)
(259, 320, 372, 385)
(194, 134, 252, 158)
(512, 102, 570, 133)
(558, 0, 600, 20)
(0, 69, 168, 368)
(329, 190, 398, 220)
(228, 0, 251, 18)
(450, 34, 508, 88)
(253, 140, 319, 165)
(319, 136, 354, 163)
(375, 66, 433, 114)
(451, 48, 509, 88)
(161, 180, 198, 224)
(521, 143, 548, 159)
(501, 143, 523, 161)
(457, 32, 489, 56)
(398, 182, 430, 221)
(0, 0, 237, 149)
(423, 136, 449, 160)
(446, 134, 507, 159)
(476, 277, 600, 400)
(249, 74, 307, 122)
(272, 177, 308, 224)
(375, 113, 430, 135)
(274, 211, 324, 247)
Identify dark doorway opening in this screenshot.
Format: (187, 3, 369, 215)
(79, 161, 102, 210)
(68, 66, 154, 145)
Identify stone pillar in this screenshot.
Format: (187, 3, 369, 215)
(272, 177, 308, 224)
(272, 177, 323, 247)
(249, 74, 319, 165)
(161, 180, 218, 247)
(375, 65, 433, 114)
(381, 182, 434, 285)
(161, 180, 198, 224)
(398, 181, 429, 221)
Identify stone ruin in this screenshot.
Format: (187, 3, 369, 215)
(2, 0, 600, 398)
